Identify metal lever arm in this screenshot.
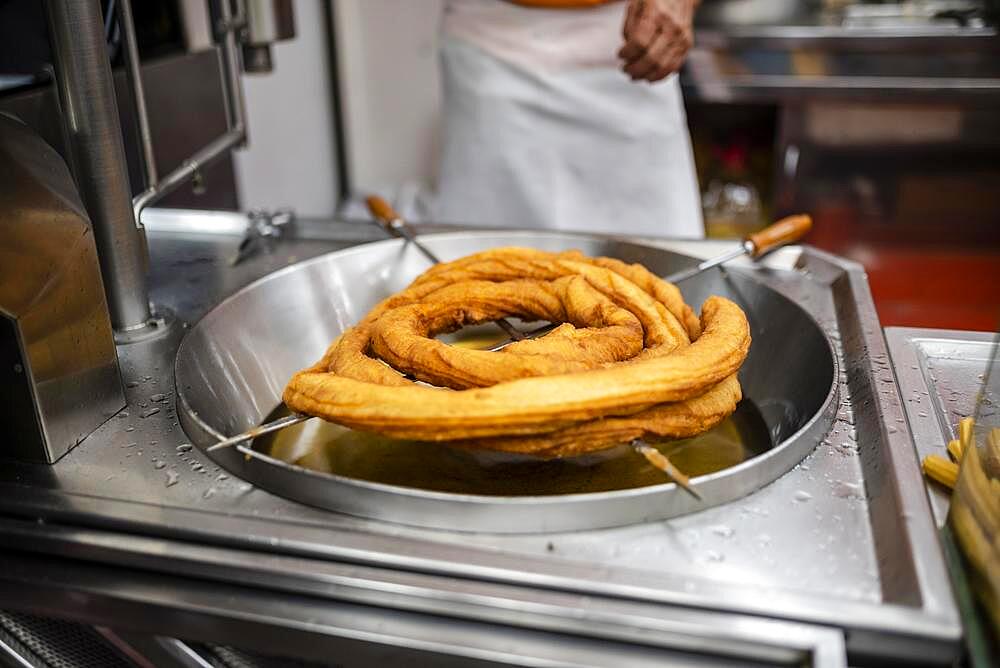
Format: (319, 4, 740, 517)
(120, 0, 249, 225)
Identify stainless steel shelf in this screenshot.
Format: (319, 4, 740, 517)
(684, 9, 1000, 102)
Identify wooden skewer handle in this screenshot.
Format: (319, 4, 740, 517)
(366, 195, 400, 224)
(745, 214, 812, 259)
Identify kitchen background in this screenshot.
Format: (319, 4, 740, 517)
(1, 0, 997, 330)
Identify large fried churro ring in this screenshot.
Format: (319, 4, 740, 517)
(283, 248, 751, 457)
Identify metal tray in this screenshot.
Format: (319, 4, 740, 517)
(885, 327, 997, 525)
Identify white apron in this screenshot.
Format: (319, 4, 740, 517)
(436, 0, 704, 238)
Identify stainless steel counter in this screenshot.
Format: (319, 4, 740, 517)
(0, 209, 961, 666)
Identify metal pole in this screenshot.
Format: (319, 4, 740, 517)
(45, 0, 151, 331)
(117, 0, 158, 188)
(219, 0, 249, 138)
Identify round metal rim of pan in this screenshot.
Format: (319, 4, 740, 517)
(175, 231, 838, 533)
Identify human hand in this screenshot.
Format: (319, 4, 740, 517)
(618, 0, 697, 83)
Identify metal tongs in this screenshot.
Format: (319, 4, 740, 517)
(211, 203, 814, 500)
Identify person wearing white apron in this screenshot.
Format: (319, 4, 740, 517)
(436, 0, 704, 238)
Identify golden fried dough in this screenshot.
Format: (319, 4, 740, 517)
(458, 375, 743, 458)
(283, 247, 750, 456)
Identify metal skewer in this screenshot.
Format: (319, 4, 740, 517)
(631, 440, 701, 500)
(365, 196, 524, 342)
(208, 413, 309, 452)
(665, 214, 812, 284)
(483, 214, 813, 352)
(209, 414, 700, 497)
(210, 414, 698, 496)
(486, 322, 557, 352)
(365, 195, 444, 265)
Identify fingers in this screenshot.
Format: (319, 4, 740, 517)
(621, 0, 641, 39)
(619, 0, 694, 83)
(622, 29, 690, 82)
(647, 42, 688, 82)
(622, 30, 671, 81)
(618, 0, 657, 63)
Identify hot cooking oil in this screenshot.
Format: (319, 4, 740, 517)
(256, 400, 771, 496)
(256, 324, 772, 496)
